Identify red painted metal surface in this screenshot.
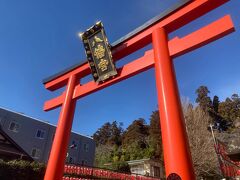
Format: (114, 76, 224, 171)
(44, 15, 234, 111)
(44, 75, 77, 180)
(42, 0, 235, 179)
(152, 27, 195, 179)
(111, 0, 229, 60)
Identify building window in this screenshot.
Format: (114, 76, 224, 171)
(83, 143, 89, 152)
(8, 122, 20, 132)
(81, 160, 87, 165)
(69, 156, 75, 164)
(131, 165, 144, 175)
(0, 117, 3, 127)
(35, 129, 45, 139)
(153, 166, 160, 177)
(31, 148, 41, 159)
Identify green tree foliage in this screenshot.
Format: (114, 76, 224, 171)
(218, 94, 240, 123)
(149, 110, 163, 160)
(0, 159, 45, 180)
(93, 121, 124, 171)
(231, 94, 240, 123)
(195, 86, 223, 127)
(195, 86, 240, 131)
(111, 161, 131, 173)
(121, 118, 151, 161)
(94, 86, 239, 176)
(94, 144, 114, 167)
(109, 121, 123, 146)
(219, 98, 233, 121)
(195, 86, 213, 112)
(212, 95, 220, 113)
(93, 122, 112, 146)
(94, 116, 163, 172)
(122, 118, 149, 149)
(93, 121, 123, 146)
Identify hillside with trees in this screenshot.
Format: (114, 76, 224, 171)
(92, 86, 240, 178)
(195, 86, 240, 131)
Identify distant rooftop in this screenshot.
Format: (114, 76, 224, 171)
(127, 158, 151, 164)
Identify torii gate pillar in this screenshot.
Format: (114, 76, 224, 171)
(153, 28, 195, 179)
(44, 75, 77, 180)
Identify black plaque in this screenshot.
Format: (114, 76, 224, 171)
(80, 21, 118, 83)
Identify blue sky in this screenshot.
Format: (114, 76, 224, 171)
(0, 0, 239, 136)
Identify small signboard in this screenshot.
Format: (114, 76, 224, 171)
(80, 22, 118, 83)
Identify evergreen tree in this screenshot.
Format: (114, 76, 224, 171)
(195, 86, 213, 113)
(149, 110, 163, 160)
(219, 94, 240, 123)
(122, 118, 149, 148)
(93, 122, 112, 146)
(109, 121, 123, 146)
(93, 121, 124, 146)
(219, 97, 233, 122)
(211, 95, 224, 128)
(212, 95, 220, 113)
(231, 94, 240, 121)
(195, 86, 213, 111)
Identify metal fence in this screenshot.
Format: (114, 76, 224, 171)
(215, 139, 240, 177)
(63, 164, 161, 180)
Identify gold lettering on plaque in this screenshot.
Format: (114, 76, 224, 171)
(98, 59, 109, 72)
(92, 41, 96, 47)
(94, 44, 105, 59)
(94, 36, 103, 43)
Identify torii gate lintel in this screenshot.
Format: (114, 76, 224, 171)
(44, 15, 234, 111)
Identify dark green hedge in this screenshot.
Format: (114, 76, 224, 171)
(0, 159, 45, 180)
(0, 160, 133, 180)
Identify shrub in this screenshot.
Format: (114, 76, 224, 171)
(0, 159, 45, 180)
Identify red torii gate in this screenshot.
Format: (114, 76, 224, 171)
(42, 0, 235, 179)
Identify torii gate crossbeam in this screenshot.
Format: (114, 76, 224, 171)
(42, 0, 235, 179)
